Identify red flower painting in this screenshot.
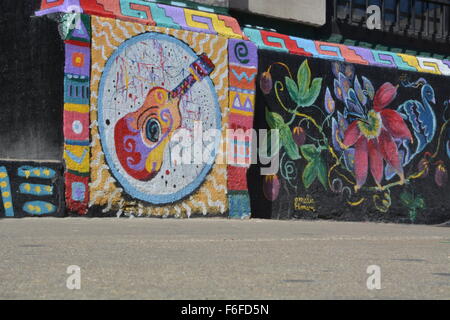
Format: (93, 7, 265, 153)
(342, 82, 413, 191)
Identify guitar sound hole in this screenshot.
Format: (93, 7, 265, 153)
(145, 118, 161, 143)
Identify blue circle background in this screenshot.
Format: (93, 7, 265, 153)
(98, 32, 221, 205)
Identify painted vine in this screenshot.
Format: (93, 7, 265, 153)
(260, 59, 449, 221)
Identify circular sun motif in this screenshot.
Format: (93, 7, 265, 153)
(97, 32, 221, 204)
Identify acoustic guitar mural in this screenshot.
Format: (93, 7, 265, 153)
(114, 54, 215, 182)
(97, 32, 221, 205)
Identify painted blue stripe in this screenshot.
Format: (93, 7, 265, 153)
(0, 166, 14, 217)
(65, 140, 90, 146)
(23, 201, 56, 215)
(229, 87, 255, 95)
(19, 183, 54, 196)
(18, 166, 56, 179)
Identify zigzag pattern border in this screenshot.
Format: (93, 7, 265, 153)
(244, 28, 450, 76)
(37, 1, 450, 76)
(36, 0, 245, 39)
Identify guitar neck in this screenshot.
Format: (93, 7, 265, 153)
(170, 74, 197, 100)
(170, 53, 215, 100)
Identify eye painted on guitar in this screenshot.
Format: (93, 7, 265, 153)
(145, 118, 161, 143)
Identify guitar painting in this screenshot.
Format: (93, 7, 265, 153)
(97, 32, 222, 204)
(114, 54, 215, 182)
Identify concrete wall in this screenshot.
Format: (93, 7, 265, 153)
(89, 17, 230, 218)
(0, 160, 64, 217)
(190, 0, 327, 27)
(246, 30, 450, 224)
(250, 51, 450, 223)
(189, 0, 228, 6)
(0, 0, 64, 161)
(229, 0, 326, 26)
(2, 0, 448, 224)
(36, 0, 254, 218)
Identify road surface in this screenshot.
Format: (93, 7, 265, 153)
(0, 218, 449, 299)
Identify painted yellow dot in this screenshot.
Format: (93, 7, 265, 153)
(43, 169, 50, 176)
(24, 170, 31, 178)
(45, 204, 53, 211)
(28, 205, 34, 211)
(24, 184, 31, 192)
(0, 173, 7, 179)
(35, 186, 41, 194)
(35, 207, 41, 213)
(4, 202, 12, 209)
(0, 182, 7, 188)
(33, 170, 41, 177)
(45, 186, 52, 192)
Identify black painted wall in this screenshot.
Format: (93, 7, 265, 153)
(249, 49, 450, 224)
(0, 160, 64, 218)
(0, 0, 64, 160)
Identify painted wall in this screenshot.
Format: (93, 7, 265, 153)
(227, 39, 257, 218)
(249, 49, 450, 224)
(34, 0, 254, 218)
(5, 0, 447, 223)
(61, 13, 92, 215)
(0, 160, 64, 218)
(89, 16, 230, 217)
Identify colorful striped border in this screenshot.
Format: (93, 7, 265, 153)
(36, 0, 245, 39)
(244, 28, 450, 76)
(61, 12, 91, 215)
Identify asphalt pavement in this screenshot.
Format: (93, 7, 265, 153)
(0, 218, 449, 299)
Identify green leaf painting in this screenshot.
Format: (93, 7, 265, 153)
(400, 191, 425, 222)
(299, 78, 322, 107)
(316, 158, 328, 189)
(297, 60, 311, 98)
(265, 108, 301, 160)
(285, 60, 323, 107)
(299, 144, 316, 162)
(302, 162, 317, 189)
(285, 77, 299, 104)
(279, 126, 301, 160)
(265, 109, 285, 129)
(300, 144, 328, 190)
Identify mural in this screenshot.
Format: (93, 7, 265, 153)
(29, 0, 450, 223)
(62, 13, 91, 215)
(36, 0, 245, 39)
(250, 50, 450, 224)
(244, 28, 450, 76)
(227, 39, 258, 219)
(90, 16, 229, 217)
(0, 161, 64, 218)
